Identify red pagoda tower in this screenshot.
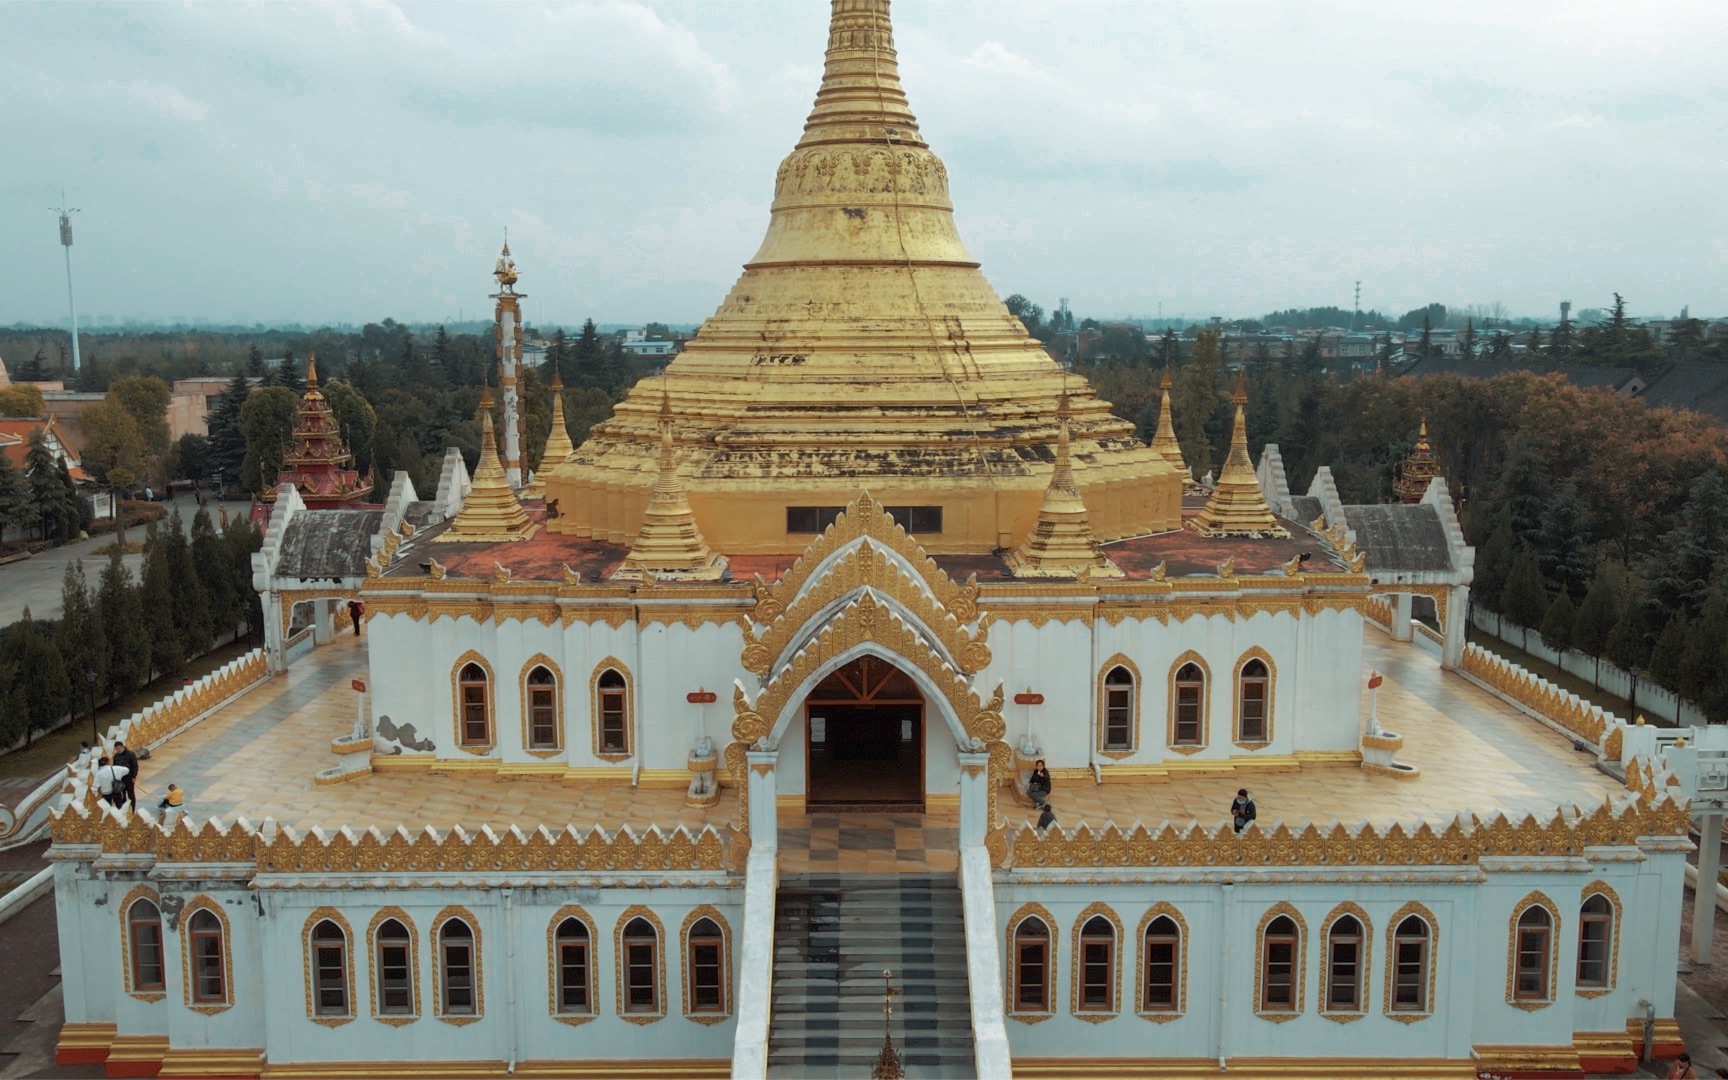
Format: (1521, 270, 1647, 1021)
(262, 355, 371, 508)
(1393, 418, 1441, 503)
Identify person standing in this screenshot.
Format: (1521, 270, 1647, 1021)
(112, 740, 140, 810)
(94, 756, 129, 809)
(1230, 788, 1257, 834)
(347, 599, 364, 640)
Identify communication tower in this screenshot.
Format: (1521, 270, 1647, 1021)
(50, 193, 82, 372)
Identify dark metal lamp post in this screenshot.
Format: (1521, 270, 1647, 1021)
(1628, 664, 1642, 720)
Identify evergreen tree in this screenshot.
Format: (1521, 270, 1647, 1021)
(164, 511, 213, 659)
(1539, 590, 1576, 652)
(1646, 614, 1687, 687)
(1458, 318, 1477, 360)
(432, 324, 453, 377)
(1649, 469, 1727, 620)
(6, 610, 70, 747)
(1174, 329, 1225, 471)
(1417, 312, 1433, 359)
(139, 524, 185, 678)
(1158, 328, 1181, 370)
(1573, 564, 1620, 659)
(206, 369, 253, 483)
(571, 319, 604, 390)
(1535, 484, 1591, 598)
(96, 548, 150, 698)
(1473, 520, 1514, 611)
(545, 328, 568, 383)
(245, 343, 268, 381)
(25, 431, 77, 541)
(190, 508, 236, 639)
(0, 451, 31, 547)
(1500, 548, 1548, 631)
(277, 348, 303, 394)
(56, 560, 104, 717)
(223, 517, 264, 642)
(1677, 581, 1728, 710)
(1598, 292, 1630, 365)
(57, 458, 87, 535)
(1526, 324, 1543, 356)
(1605, 604, 1650, 672)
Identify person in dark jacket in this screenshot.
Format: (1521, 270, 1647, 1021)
(1036, 802, 1057, 831)
(1230, 788, 1256, 834)
(1027, 759, 1052, 808)
(112, 740, 140, 810)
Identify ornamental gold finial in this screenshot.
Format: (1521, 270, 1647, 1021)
(1190, 372, 1286, 538)
(436, 380, 537, 543)
(305, 353, 319, 389)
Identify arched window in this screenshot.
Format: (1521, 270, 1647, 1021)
(374, 917, 416, 1018)
(438, 919, 478, 1016)
(1238, 658, 1270, 743)
(555, 918, 592, 1015)
(622, 916, 660, 1015)
(1142, 915, 1181, 1014)
(1513, 906, 1553, 1002)
(596, 668, 630, 757)
(1324, 915, 1363, 1012)
(1103, 666, 1135, 751)
(1078, 915, 1117, 1013)
(686, 916, 728, 1016)
(1173, 662, 1205, 747)
(187, 909, 227, 1005)
(458, 662, 491, 746)
(311, 919, 350, 1017)
(127, 898, 165, 993)
(1391, 915, 1431, 1013)
(1012, 917, 1052, 1014)
(1260, 915, 1300, 1013)
(1577, 895, 1613, 989)
(525, 665, 559, 751)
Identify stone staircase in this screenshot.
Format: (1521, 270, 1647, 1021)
(768, 873, 974, 1079)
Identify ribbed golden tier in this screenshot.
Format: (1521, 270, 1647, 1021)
(543, 0, 1181, 555)
(438, 391, 537, 544)
(1007, 404, 1121, 578)
(1191, 381, 1287, 539)
(617, 399, 724, 581)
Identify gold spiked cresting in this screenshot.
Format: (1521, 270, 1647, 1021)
(1006, 391, 1123, 578)
(616, 383, 724, 581)
(1148, 365, 1191, 485)
(1190, 374, 1288, 538)
(436, 384, 538, 543)
(524, 371, 577, 499)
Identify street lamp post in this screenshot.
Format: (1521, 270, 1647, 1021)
(1628, 664, 1641, 720)
(84, 669, 99, 747)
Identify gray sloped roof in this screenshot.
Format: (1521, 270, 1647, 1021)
(1288, 496, 1323, 526)
(1637, 363, 1728, 423)
(1343, 503, 1453, 573)
(277, 510, 385, 579)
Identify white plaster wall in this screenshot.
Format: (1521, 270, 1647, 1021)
(163, 886, 267, 1052)
(1467, 874, 1593, 1049)
(54, 866, 115, 1027)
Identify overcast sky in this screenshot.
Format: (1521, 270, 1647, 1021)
(3, 1, 1725, 330)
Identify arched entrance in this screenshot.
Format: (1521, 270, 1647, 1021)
(804, 656, 924, 811)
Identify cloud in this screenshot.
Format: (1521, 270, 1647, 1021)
(113, 79, 209, 122)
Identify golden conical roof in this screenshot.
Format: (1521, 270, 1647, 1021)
(1148, 365, 1189, 482)
(438, 386, 537, 543)
(618, 387, 723, 581)
(543, 0, 1181, 555)
(1006, 396, 1122, 578)
(523, 372, 576, 499)
(1190, 376, 1287, 538)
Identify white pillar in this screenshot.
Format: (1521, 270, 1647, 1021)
(311, 599, 336, 645)
(1390, 593, 1414, 642)
(500, 310, 522, 489)
(958, 750, 992, 847)
(1442, 586, 1470, 669)
(746, 749, 779, 853)
(261, 589, 285, 674)
(1694, 811, 1723, 966)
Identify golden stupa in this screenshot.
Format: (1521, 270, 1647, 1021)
(543, 0, 1183, 554)
(437, 386, 537, 543)
(1190, 376, 1287, 539)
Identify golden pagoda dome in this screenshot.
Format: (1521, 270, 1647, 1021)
(543, 0, 1183, 555)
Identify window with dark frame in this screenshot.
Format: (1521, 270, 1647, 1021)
(376, 919, 413, 1015)
(459, 663, 490, 745)
(1013, 918, 1050, 1012)
(1513, 907, 1552, 1001)
(1238, 659, 1269, 742)
(1142, 915, 1180, 1012)
(440, 920, 476, 1015)
(1325, 915, 1362, 1011)
(1174, 663, 1204, 745)
(1104, 667, 1134, 750)
(312, 920, 349, 1016)
(1577, 896, 1612, 988)
(597, 670, 628, 753)
(623, 917, 660, 1013)
(1260, 915, 1297, 1011)
(1079, 915, 1115, 1012)
(785, 506, 844, 533)
(785, 505, 944, 534)
(188, 910, 226, 1004)
(555, 918, 591, 1014)
(527, 666, 558, 749)
(128, 899, 165, 992)
(1392, 915, 1430, 1012)
(688, 917, 726, 1013)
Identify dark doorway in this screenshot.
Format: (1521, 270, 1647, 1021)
(805, 656, 924, 811)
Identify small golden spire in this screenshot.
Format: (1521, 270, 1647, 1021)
(539, 370, 576, 468)
(1190, 373, 1288, 538)
(305, 353, 319, 390)
(1148, 364, 1189, 483)
(437, 383, 537, 543)
(1006, 396, 1122, 578)
(618, 380, 722, 581)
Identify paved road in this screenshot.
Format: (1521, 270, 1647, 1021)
(0, 493, 241, 626)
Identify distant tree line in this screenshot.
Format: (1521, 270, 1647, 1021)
(0, 509, 263, 751)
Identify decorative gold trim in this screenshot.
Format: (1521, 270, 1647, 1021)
(302, 907, 357, 1026)
(519, 653, 565, 756)
(1166, 650, 1211, 754)
(1506, 891, 1559, 1010)
(590, 658, 635, 761)
(1383, 901, 1438, 1022)
(1232, 645, 1276, 749)
(1575, 881, 1621, 996)
(1253, 902, 1306, 1022)
(1096, 654, 1141, 759)
(179, 894, 234, 1014)
(1460, 643, 1613, 745)
(1005, 903, 1057, 1022)
(1318, 901, 1370, 1022)
(547, 905, 599, 1026)
(1069, 901, 1123, 1021)
(450, 650, 496, 754)
(278, 589, 361, 637)
(365, 907, 421, 1025)
(1134, 903, 1187, 1021)
(119, 884, 167, 1001)
(431, 906, 484, 1025)
(615, 905, 667, 1024)
(1470, 1045, 1582, 1074)
(680, 906, 733, 1023)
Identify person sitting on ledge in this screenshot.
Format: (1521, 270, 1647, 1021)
(1027, 759, 1052, 808)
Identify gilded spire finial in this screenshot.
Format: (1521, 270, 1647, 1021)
(1149, 363, 1189, 483)
(437, 381, 537, 543)
(1190, 373, 1287, 537)
(618, 377, 722, 581)
(1007, 386, 1121, 579)
(305, 353, 319, 390)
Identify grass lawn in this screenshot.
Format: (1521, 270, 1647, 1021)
(0, 637, 261, 782)
(1464, 625, 1673, 727)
